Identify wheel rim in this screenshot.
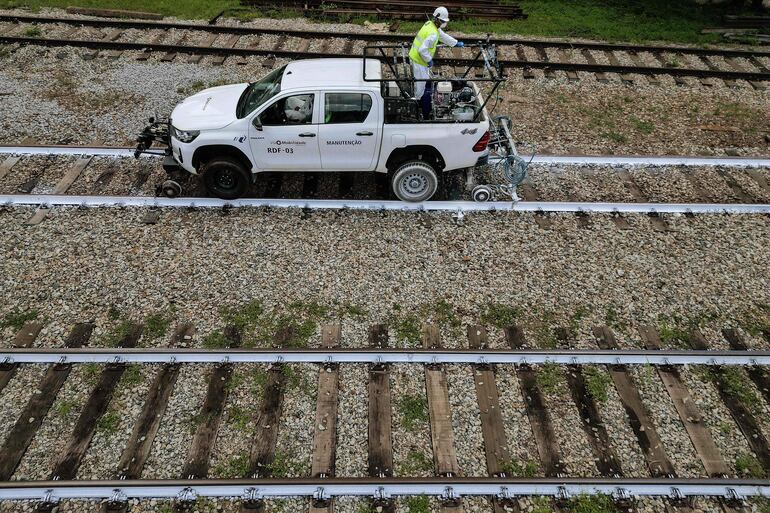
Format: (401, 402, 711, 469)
(215, 169, 237, 191)
(399, 171, 429, 200)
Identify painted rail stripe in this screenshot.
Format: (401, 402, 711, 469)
(0, 478, 767, 501)
(2, 194, 770, 215)
(2, 146, 770, 168)
(0, 348, 768, 365)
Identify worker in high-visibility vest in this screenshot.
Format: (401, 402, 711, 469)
(409, 6, 464, 119)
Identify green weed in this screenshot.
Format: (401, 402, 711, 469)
(122, 365, 142, 387)
(82, 363, 102, 386)
(704, 366, 760, 410)
(398, 450, 434, 475)
(144, 312, 171, 340)
(101, 320, 135, 347)
(566, 494, 618, 513)
(501, 458, 539, 477)
(25, 25, 41, 37)
(226, 404, 251, 431)
(0, 309, 38, 330)
(202, 330, 231, 349)
(341, 302, 367, 318)
(406, 495, 429, 513)
(397, 393, 428, 431)
(97, 411, 121, 434)
(480, 303, 519, 329)
(266, 450, 306, 477)
(530, 497, 553, 513)
(54, 398, 79, 418)
(630, 117, 654, 135)
(536, 362, 563, 394)
(583, 366, 612, 402)
(107, 305, 122, 321)
(735, 453, 766, 479)
(393, 314, 421, 346)
(213, 454, 250, 479)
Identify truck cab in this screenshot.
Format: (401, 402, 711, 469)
(140, 56, 496, 202)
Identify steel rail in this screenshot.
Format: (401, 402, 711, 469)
(2, 13, 770, 59)
(1, 348, 768, 366)
(2, 35, 770, 82)
(3, 145, 770, 168)
(0, 477, 768, 501)
(2, 194, 770, 215)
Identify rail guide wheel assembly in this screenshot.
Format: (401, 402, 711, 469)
(473, 116, 534, 203)
(161, 180, 182, 198)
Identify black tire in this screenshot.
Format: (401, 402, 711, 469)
(391, 160, 438, 202)
(202, 156, 250, 200)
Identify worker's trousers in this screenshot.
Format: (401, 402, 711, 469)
(412, 62, 433, 118)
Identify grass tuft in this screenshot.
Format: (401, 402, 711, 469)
(213, 454, 249, 479)
(480, 303, 519, 329)
(398, 450, 434, 475)
(735, 453, 766, 479)
(501, 459, 539, 477)
(535, 361, 563, 394)
(0, 309, 38, 330)
(397, 393, 428, 431)
(97, 411, 121, 434)
(566, 494, 618, 513)
(406, 495, 430, 513)
(583, 366, 612, 402)
(144, 312, 172, 340)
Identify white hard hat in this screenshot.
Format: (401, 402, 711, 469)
(432, 6, 449, 22)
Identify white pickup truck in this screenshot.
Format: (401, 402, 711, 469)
(137, 56, 503, 202)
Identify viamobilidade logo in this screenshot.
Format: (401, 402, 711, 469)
(272, 140, 306, 145)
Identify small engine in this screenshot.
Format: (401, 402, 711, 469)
(433, 80, 478, 121)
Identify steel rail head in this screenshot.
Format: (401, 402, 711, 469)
(1, 193, 770, 215)
(0, 477, 768, 501)
(3, 146, 770, 168)
(0, 348, 768, 365)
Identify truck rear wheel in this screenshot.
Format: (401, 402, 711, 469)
(392, 161, 438, 202)
(202, 157, 250, 200)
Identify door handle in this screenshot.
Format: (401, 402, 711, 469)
(356, 131, 374, 136)
(298, 132, 316, 137)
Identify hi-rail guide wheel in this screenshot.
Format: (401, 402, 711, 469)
(473, 115, 534, 202)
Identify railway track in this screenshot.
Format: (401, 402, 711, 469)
(0, 321, 768, 509)
(2, 147, 770, 227)
(2, 14, 770, 87)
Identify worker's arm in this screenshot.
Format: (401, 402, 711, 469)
(437, 29, 458, 46)
(418, 33, 438, 63)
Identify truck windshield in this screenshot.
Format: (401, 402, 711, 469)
(236, 65, 286, 119)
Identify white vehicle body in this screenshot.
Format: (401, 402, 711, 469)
(167, 59, 490, 182)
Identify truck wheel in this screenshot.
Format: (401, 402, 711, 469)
(202, 157, 250, 200)
(392, 161, 438, 202)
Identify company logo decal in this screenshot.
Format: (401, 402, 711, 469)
(272, 140, 306, 146)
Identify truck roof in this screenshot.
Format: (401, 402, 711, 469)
(280, 58, 382, 91)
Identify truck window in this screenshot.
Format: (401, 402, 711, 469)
(324, 93, 372, 124)
(259, 94, 314, 126)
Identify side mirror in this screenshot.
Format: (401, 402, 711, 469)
(253, 116, 263, 131)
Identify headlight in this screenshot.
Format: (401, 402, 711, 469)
(172, 126, 200, 143)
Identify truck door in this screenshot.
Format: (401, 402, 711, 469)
(318, 92, 379, 170)
(249, 92, 322, 171)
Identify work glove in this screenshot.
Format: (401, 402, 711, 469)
(455, 41, 464, 48)
(427, 60, 434, 68)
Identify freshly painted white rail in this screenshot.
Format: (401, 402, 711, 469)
(0, 478, 767, 501)
(2, 145, 770, 167)
(2, 193, 770, 214)
(1, 348, 768, 365)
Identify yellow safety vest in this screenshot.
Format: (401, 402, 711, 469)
(409, 21, 439, 67)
